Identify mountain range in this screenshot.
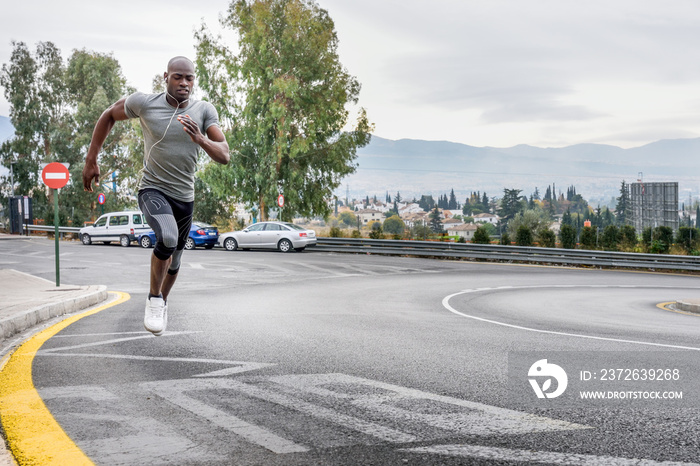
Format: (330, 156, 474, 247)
(349, 135, 700, 206)
(1, 115, 698, 206)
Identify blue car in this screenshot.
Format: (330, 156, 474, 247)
(138, 222, 219, 250)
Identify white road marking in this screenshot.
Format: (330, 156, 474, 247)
(270, 373, 588, 435)
(443, 285, 700, 351)
(37, 331, 276, 376)
(71, 412, 226, 464)
(401, 444, 700, 465)
(153, 382, 309, 454)
(290, 261, 356, 277)
(38, 331, 198, 352)
(226, 378, 418, 443)
(142, 377, 417, 445)
(51, 332, 150, 338)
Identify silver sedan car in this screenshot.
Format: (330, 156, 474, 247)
(218, 221, 317, 252)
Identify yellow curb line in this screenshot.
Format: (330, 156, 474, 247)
(657, 301, 700, 317)
(0, 291, 130, 465)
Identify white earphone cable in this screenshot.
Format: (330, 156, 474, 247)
(139, 89, 190, 184)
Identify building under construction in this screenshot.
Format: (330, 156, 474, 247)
(630, 182, 679, 232)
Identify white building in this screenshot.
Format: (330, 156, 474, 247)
(356, 209, 384, 225)
(474, 213, 499, 225)
(447, 223, 479, 240)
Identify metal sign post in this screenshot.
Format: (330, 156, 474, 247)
(41, 162, 70, 287)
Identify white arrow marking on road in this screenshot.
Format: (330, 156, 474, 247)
(270, 373, 588, 435)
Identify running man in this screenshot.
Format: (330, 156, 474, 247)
(82, 56, 230, 336)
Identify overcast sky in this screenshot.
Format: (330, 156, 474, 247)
(2, 0, 700, 149)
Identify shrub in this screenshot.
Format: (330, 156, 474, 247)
(368, 222, 384, 239)
(676, 227, 700, 253)
(351, 230, 361, 238)
(620, 225, 637, 249)
(559, 224, 577, 249)
(580, 226, 597, 250)
(537, 228, 556, 248)
(329, 226, 343, 238)
(500, 232, 511, 245)
(473, 225, 491, 244)
(651, 226, 673, 254)
(601, 225, 620, 251)
(642, 227, 653, 251)
(382, 215, 405, 235)
(515, 225, 533, 247)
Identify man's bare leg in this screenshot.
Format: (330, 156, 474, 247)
(161, 271, 178, 302)
(150, 253, 172, 297)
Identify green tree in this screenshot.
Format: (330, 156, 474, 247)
(368, 220, 384, 239)
(418, 194, 435, 212)
(537, 228, 556, 248)
(338, 211, 356, 228)
(498, 188, 524, 224)
(195, 0, 372, 221)
(1, 42, 136, 225)
(560, 224, 577, 249)
(500, 231, 511, 245)
(193, 176, 229, 225)
(428, 206, 443, 233)
(1, 41, 68, 219)
(676, 226, 700, 254)
(515, 225, 533, 246)
(601, 225, 620, 251)
(507, 208, 549, 239)
(382, 215, 405, 235)
(64, 49, 138, 223)
(620, 225, 637, 250)
(642, 227, 653, 251)
(472, 225, 491, 244)
(412, 222, 431, 240)
(652, 226, 673, 254)
(580, 226, 597, 250)
(616, 180, 630, 225)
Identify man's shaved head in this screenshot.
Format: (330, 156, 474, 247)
(167, 56, 194, 72)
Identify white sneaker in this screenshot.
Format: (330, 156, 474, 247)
(144, 296, 166, 336)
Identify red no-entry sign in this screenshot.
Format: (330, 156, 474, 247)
(41, 162, 70, 189)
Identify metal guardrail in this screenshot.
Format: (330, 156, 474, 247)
(310, 237, 700, 271)
(21, 225, 82, 238)
(23, 225, 82, 233)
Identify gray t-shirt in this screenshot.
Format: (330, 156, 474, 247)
(124, 92, 220, 202)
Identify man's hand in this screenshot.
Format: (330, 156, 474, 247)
(178, 114, 204, 144)
(179, 114, 230, 165)
(83, 160, 100, 192)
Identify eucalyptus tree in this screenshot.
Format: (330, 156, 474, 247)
(195, 0, 372, 221)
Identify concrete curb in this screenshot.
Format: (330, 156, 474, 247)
(0, 285, 108, 341)
(673, 299, 700, 315)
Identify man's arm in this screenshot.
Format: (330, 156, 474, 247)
(82, 98, 129, 192)
(178, 114, 230, 165)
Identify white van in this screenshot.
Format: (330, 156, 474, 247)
(79, 211, 150, 247)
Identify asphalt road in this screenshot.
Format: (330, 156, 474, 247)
(2, 237, 700, 465)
